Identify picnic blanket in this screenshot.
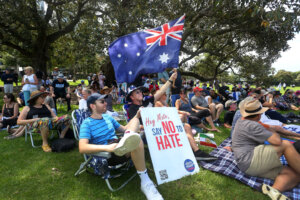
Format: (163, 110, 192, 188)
(199, 138, 300, 200)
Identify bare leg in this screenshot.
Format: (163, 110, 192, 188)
(59, 124, 70, 138)
(125, 117, 140, 133)
(122, 116, 145, 171)
(215, 104, 224, 121)
(10, 126, 26, 137)
(196, 123, 215, 131)
(184, 123, 199, 152)
(206, 116, 221, 132)
(131, 140, 146, 171)
(290, 104, 299, 111)
(209, 103, 216, 121)
(272, 167, 300, 192)
(40, 126, 50, 146)
(273, 140, 300, 174)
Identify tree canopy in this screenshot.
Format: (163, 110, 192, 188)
(0, 0, 299, 83)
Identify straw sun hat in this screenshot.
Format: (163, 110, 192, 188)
(27, 91, 48, 105)
(100, 86, 112, 94)
(239, 98, 269, 118)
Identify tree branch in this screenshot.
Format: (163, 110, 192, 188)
(47, 2, 89, 43)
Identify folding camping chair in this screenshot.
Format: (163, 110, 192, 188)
(122, 104, 131, 122)
(25, 123, 60, 148)
(71, 109, 137, 192)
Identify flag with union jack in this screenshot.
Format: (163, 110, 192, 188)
(108, 15, 185, 83)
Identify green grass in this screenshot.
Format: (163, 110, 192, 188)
(0, 99, 272, 200)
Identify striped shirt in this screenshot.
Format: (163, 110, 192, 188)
(79, 114, 120, 145)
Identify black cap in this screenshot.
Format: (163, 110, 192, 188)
(87, 93, 107, 110)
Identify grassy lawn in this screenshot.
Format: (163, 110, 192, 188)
(0, 100, 272, 200)
(1, 83, 299, 199)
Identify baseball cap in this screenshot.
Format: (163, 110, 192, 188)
(225, 100, 237, 108)
(193, 87, 203, 93)
(87, 93, 107, 110)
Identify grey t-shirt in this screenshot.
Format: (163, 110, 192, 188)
(232, 118, 272, 172)
(191, 95, 209, 108)
(45, 96, 55, 109)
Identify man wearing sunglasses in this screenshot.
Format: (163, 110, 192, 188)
(79, 93, 164, 200)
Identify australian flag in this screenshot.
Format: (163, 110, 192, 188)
(108, 15, 185, 83)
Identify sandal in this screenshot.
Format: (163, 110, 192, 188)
(7, 135, 17, 140)
(4, 135, 16, 140)
(262, 184, 290, 200)
(42, 144, 52, 152)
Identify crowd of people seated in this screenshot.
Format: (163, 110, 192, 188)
(1, 66, 300, 199)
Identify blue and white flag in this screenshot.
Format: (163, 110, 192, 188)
(109, 15, 185, 83)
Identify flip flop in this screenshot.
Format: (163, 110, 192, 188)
(42, 145, 52, 152)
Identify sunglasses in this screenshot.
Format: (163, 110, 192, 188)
(97, 99, 106, 104)
(134, 90, 142, 95)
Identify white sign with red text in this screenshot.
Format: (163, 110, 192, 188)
(141, 107, 199, 185)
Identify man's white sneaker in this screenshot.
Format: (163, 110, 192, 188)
(113, 132, 141, 156)
(141, 181, 164, 200)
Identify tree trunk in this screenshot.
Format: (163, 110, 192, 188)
(101, 61, 116, 87)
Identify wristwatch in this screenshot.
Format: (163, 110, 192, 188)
(168, 79, 173, 84)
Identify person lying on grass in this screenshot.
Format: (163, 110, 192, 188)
(17, 90, 71, 152)
(79, 93, 163, 200)
(232, 98, 300, 200)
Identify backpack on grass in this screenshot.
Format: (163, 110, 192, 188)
(51, 138, 76, 152)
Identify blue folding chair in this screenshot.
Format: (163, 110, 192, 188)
(122, 104, 131, 122)
(71, 109, 137, 192)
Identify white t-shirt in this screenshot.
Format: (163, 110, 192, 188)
(79, 99, 87, 110)
(260, 113, 283, 126)
(22, 74, 37, 92)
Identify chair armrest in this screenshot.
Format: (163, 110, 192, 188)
(89, 151, 112, 159)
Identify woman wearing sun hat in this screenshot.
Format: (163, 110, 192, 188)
(100, 86, 113, 112)
(17, 91, 70, 152)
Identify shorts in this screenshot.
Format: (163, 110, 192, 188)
(89, 154, 129, 176)
(245, 145, 283, 180)
(31, 115, 71, 131)
(188, 109, 210, 125)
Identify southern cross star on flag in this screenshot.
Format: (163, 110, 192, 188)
(108, 15, 185, 83)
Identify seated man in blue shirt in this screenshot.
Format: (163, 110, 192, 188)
(79, 93, 163, 200)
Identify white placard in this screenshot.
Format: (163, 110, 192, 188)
(141, 107, 199, 185)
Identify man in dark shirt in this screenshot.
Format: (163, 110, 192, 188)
(224, 100, 237, 128)
(218, 82, 230, 103)
(169, 69, 182, 106)
(50, 74, 71, 111)
(127, 71, 177, 122)
(1, 69, 14, 93)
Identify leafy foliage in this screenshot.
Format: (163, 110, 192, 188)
(0, 0, 299, 83)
